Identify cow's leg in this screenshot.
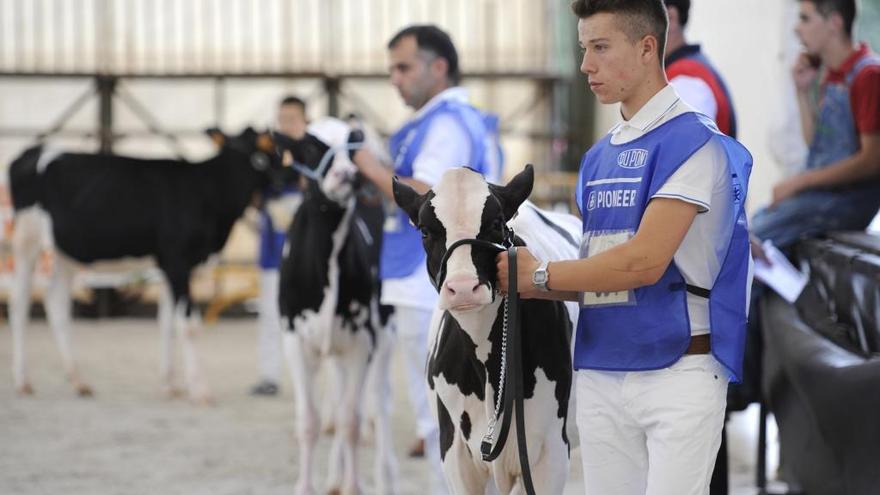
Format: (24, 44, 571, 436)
(284, 331, 320, 495)
(9, 210, 42, 395)
(438, 428, 487, 495)
(157, 280, 181, 398)
(175, 299, 211, 404)
(44, 254, 92, 396)
(164, 267, 211, 404)
(367, 329, 399, 494)
(325, 357, 346, 491)
(509, 435, 568, 495)
(328, 342, 371, 495)
(321, 357, 344, 435)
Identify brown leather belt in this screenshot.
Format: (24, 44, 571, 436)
(685, 334, 711, 355)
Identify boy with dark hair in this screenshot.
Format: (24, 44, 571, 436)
(496, 1, 753, 493)
(751, 0, 880, 247)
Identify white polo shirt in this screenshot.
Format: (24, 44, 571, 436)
(607, 84, 733, 336)
(382, 87, 475, 310)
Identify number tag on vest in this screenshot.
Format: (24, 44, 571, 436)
(579, 230, 636, 307)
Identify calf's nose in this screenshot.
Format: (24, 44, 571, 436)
(444, 276, 481, 298)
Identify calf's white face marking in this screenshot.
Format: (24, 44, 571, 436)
(431, 169, 494, 312)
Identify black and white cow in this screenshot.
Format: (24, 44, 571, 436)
(7, 128, 285, 402)
(277, 118, 397, 495)
(393, 165, 578, 494)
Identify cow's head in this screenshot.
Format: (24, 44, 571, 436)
(206, 126, 287, 190)
(393, 165, 534, 313)
(273, 117, 369, 206)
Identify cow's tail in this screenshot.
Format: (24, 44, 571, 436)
(8, 145, 45, 211)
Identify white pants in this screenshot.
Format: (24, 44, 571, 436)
(575, 355, 727, 495)
(256, 270, 283, 382)
(391, 304, 448, 495)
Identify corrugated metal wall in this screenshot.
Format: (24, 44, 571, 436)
(0, 0, 557, 76)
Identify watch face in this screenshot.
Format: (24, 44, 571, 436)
(534, 271, 547, 284)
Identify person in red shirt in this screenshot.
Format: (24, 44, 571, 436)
(752, 0, 880, 248)
(748, 3, 880, 490)
(664, 0, 738, 138)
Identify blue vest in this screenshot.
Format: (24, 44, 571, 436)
(380, 98, 499, 280)
(258, 187, 299, 270)
(574, 112, 753, 381)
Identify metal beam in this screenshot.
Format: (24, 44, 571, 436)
(0, 71, 571, 83)
(96, 75, 117, 154)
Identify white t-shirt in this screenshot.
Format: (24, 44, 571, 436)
(381, 87, 474, 310)
(607, 84, 733, 336)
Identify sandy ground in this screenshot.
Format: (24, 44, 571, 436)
(0, 318, 771, 495)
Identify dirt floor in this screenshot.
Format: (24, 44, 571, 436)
(0, 318, 769, 494)
(0, 318, 584, 495)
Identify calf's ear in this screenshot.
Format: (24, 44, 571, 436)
(392, 177, 426, 226)
(493, 164, 534, 220)
(205, 128, 226, 148)
(256, 132, 275, 153)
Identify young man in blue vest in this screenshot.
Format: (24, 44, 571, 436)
(496, 1, 752, 493)
(351, 24, 500, 494)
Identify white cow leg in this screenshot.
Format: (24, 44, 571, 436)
(157, 281, 180, 398)
(425, 427, 450, 495)
(320, 357, 344, 435)
(45, 255, 92, 396)
(441, 433, 486, 495)
(175, 301, 211, 404)
(9, 231, 40, 395)
(325, 358, 345, 492)
(285, 331, 320, 495)
(335, 344, 371, 495)
(514, 433, 568, 495)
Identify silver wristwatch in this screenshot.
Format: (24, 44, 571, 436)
(532, 261, 550, 292)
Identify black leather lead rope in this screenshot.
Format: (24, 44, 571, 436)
(479, 247, 537, 495)
(509, 247, 537, 494)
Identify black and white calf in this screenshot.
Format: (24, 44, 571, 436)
(7, 128, 285, 402)
(278, 118, 397, 495)
(393, 166, 579, 494)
